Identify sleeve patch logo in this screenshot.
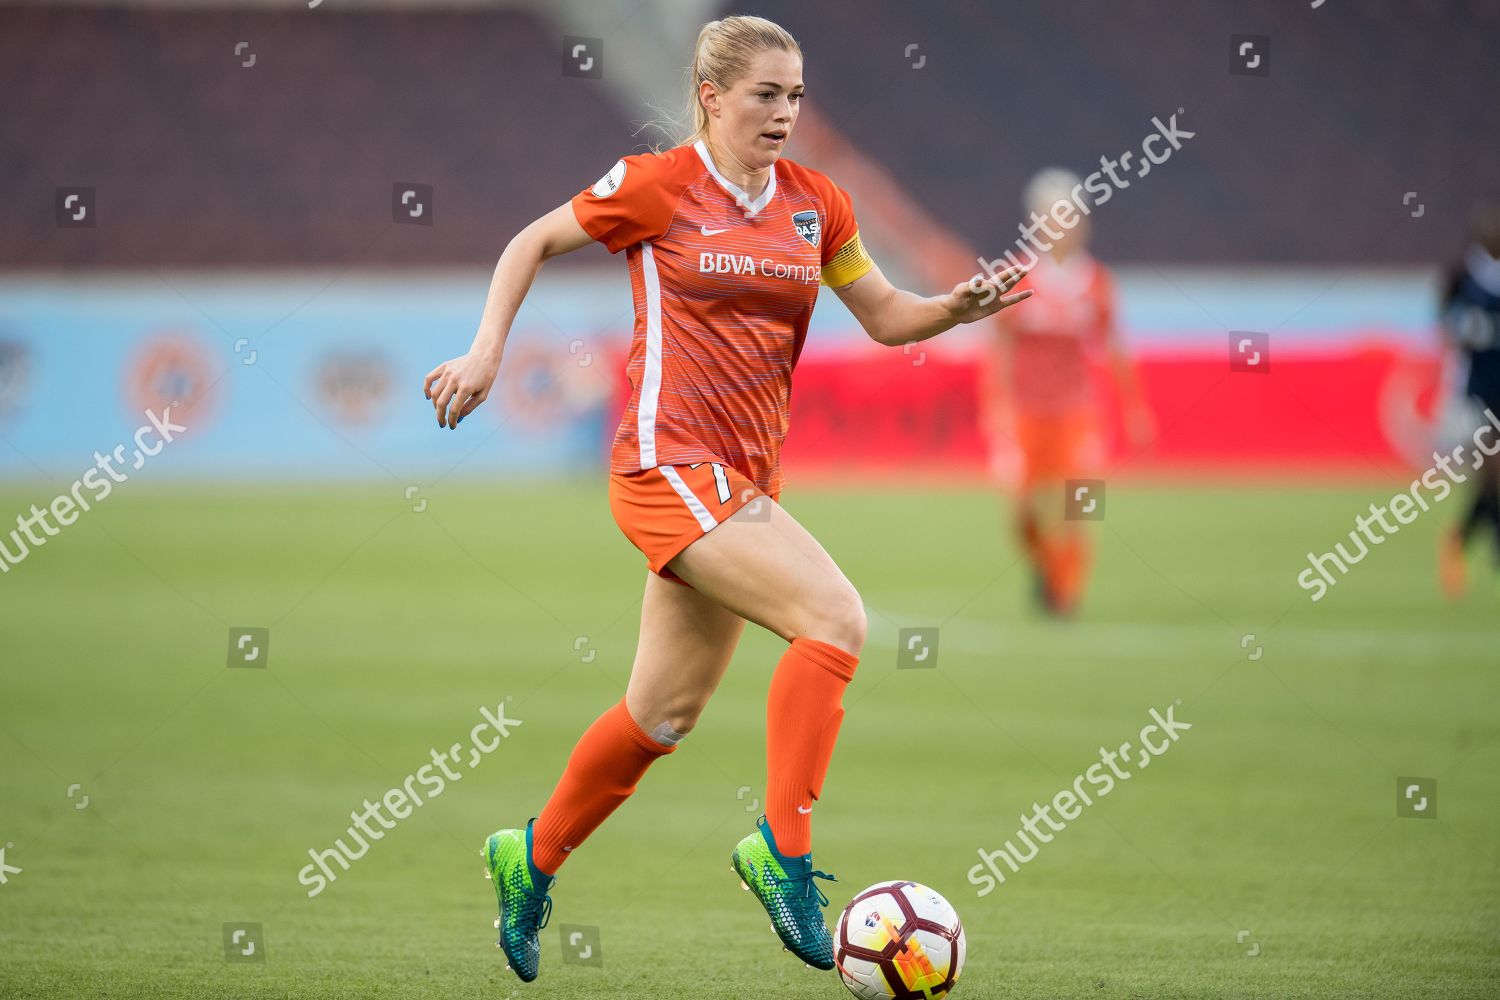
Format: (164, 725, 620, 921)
(591, 159, 627, 198)
(792, 210, 821, 247)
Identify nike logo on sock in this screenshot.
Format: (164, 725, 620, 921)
(562, 845, 575, 852)
(796, 804, 812, 814)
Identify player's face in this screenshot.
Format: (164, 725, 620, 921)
(720, 48, 803, 168)
(1058, 214, 1091, 254)
(1031, 201, 1091, 257)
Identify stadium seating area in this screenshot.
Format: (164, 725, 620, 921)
(1, 1, 1494, 267)
(0, 5, 631, 267)
(760, 0, 1500, 264)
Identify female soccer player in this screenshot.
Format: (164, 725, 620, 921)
(981, 168, 1151, 617)
(423, 15, 1030, 982)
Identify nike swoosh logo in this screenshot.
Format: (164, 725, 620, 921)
(796, 805, 812, 814)
(562, 845, 575, 852)
(701, 225, 728, 236)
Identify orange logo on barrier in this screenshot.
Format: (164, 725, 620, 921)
(127, 333, 218, 428)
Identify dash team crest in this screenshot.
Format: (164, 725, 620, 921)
(792, 210, 820, 247)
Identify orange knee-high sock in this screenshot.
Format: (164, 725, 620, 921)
(1039, 529, 1064, 597)
(765, 637, 859, 857)
(1053, 531, 1093, 610)
(531, 697, 675, 875)
(1017, 504, 1045, 569)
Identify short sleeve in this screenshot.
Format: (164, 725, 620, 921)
(570, 153, 682, 254)
(817, 177, 874, 288)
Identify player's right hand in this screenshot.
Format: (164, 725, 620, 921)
(950, 266, 1032, 324)
(424, 351, 500, 429)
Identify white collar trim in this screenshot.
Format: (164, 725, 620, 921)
(694, 139, 777, 218)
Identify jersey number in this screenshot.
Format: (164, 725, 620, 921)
(687, 463, 733, 504)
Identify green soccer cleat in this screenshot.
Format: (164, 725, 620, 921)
(482, 818, 556, 983)
(730, 814, 838, 970)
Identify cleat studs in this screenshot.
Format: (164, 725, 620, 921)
(494, 918, 501, 929)
(740, 881, 749, 891)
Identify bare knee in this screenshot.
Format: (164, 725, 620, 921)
(658, 696, 707, 738)
(792, 586, 866, 656)
(626, 690, 708, 744)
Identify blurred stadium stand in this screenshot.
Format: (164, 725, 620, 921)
(3, 0, 1495, 267)
(1, 3, 636, 267)
(757, 0, 1500, 265)
(0, 0, 1490, 482)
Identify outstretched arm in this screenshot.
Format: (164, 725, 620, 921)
(424, 202, 595, 428)
(830, 261, 1032, 348)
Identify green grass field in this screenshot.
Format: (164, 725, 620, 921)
(1, 480, 1496, 999)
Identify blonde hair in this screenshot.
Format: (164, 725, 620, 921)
(1023, 167, 1085, 217)
(641, 15, 801, 151)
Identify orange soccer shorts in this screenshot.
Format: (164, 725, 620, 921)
(1016, 409, 1104, 489)
(608, 461, 780, 587)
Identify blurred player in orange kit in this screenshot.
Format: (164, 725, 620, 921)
(981, 168, 1152, 616)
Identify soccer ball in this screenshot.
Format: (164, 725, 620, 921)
(833, 880, 965, 999)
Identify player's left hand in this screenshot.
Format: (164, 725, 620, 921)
(424, 350, 500, 430)
(944, 265, 1032, 325)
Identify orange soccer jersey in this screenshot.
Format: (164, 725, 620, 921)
(986, 252, 1117, 488)
(1002, 252, 1116, 418)
(570, 140, 874, 498)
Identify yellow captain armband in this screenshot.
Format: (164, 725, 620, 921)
(820, 231, 875, 288)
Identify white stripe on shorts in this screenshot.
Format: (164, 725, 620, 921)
(659, 466, 718, 532)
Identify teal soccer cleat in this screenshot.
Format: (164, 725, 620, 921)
(482, 819, 555, 982)
(730, 814, 838, 970)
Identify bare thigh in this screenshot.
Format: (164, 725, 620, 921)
(664, 498, 867, 657)
(624, 569, 747, 738)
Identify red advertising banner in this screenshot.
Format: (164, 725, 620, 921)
(608, 338, 1448, 480)
(776, 341, 1445, 479)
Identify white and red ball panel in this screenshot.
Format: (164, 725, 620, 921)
(834, 881, 964, 999)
